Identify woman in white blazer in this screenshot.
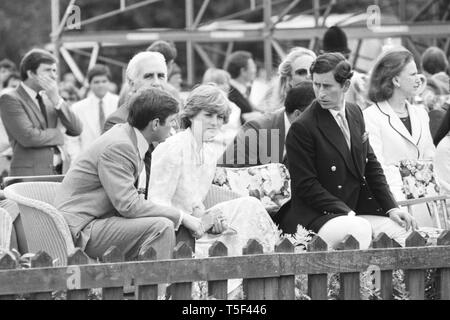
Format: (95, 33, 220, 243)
(363, 48, 435, 203)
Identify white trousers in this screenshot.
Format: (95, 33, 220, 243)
(317, 214, 411, 249)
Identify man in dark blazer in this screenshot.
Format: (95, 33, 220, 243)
(225, 51, 262, 123)
(0, 49, 82, 176)
(220, 81, 315, 167)
(274, 53, 417, 248)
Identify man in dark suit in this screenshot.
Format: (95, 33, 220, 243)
(274, 53, 417, 248)
(220, 81, 315, 167)
(0, 49, 82, 176)
(225, 51, 261, 123)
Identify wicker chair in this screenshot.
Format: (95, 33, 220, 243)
(3, 182, 76, 266)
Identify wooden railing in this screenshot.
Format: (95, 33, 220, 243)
(1, 231, 450, 300)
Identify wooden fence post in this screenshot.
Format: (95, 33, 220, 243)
(176, 225, 195, 252)
(338, 235, 360, 300)
(30, 251, 54, 300)
(136, 247, 158, 300)
(0, 252, 17, 300)
(275, 238, 295, 300)
(437, 231, 450, 300)
(307, 236, 328, 300)
(208, 241, 228, 300)
(102, 246, 124, 300)
(371, 233, 393, 300)
(67, 249, 90, 300)
(172, 242, 193, 300)
(243, 239, 264, 300)
(405, 232, 426, 300)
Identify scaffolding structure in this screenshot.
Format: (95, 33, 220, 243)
(50, 0, 450, 85)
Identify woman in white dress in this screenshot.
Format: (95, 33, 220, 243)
(363, 48, 435, 226)
(148, 84, 280, 258)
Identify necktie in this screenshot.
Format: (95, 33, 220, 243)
(336, 111, 351, 150)
(98, 99, 105, 133)
(143, 144, 154, 200)
(36, 93, 48, 127)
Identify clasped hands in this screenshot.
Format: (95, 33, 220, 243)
(182, 207, 228, 239)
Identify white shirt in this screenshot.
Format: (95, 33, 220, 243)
(133, 127, 150, 192)
(328, 101, 347, 124)
(21, 82, 41, 109)
(65, 91, 119, 161)
(148, 129, 226, 215)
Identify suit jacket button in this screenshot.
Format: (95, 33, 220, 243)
(331, 166, 337, 172)
(368, 197, 373, 200)
(366, 158, 368, 163)
(337, 185, 342, 189)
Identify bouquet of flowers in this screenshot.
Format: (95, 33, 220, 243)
(398, 159, 440, 199)
(213, 163, 291, 215)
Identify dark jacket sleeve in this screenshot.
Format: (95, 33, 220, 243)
(287, 121, 352, 214)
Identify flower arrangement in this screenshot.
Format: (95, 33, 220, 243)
(399, 159, 440, 199)
(213, 163, 291, 215)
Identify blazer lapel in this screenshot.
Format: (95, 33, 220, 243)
(406, 101, 422, 145)
(315, 102, 359, 179)
(274, 108, 286, 164)
(125, 124, 143, 180)
(17, 84, 47, 129)
(346, 103, 364, 177)
(376, 101, 417, 146)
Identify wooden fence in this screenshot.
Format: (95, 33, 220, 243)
(1, 231, 450, 300)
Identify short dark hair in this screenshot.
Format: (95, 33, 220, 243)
(146, 40, 177, 64)
(368, 49, 414, 102)
(0, 58, 16, 71)
(421, 47, 449, 75)
(87, 64, 111, 83)
(310, 52, 353, 85)
(224, 51, 253, 79)
(127, 87, 179, 130)
(19, 49, 56, 81)
(284, 80, 315, 114)
(3, 72, 20, 88)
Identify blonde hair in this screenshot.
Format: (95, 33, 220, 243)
(261, 47, 316, 111)
(180, 84, 231, 128)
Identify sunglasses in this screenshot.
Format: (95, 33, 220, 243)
(294, 68, 309, 77)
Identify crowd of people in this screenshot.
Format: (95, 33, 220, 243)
(1, 26, 450, 289)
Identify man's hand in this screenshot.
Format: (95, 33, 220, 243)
(182, 214, 205, 239)
(33, 74, 61, 106)
(388, 208, 418, 231)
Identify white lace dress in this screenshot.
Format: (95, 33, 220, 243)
(148, 129, 280, 258)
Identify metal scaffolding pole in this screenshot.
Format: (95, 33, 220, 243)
(264, 0, 273, 80)
(186, 0, 195, 85)
(51, 0, 61, 81)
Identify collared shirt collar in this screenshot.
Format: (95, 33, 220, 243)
(133, 127, 150, 160)
(230, 79, 248, 97)
(328, 100, 346, 120)
(21, 82, 42, 107)
(88, 91, 109, 104)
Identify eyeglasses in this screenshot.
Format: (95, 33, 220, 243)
(294, 68, 309, 77)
